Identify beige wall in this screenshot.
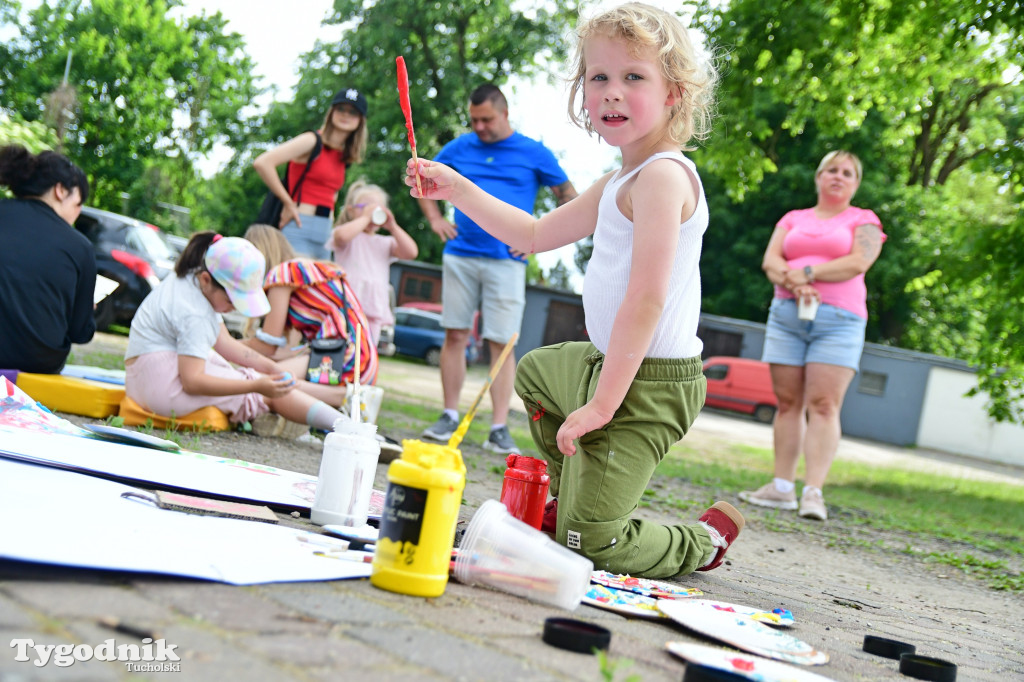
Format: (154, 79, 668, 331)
(918, 366, 1024, 466)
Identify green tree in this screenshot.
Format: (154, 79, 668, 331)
(236, 0, 580, 258)
(692, 0, 1024, 421)
(546, 259, 574, 292)
(1, 0, 259, 225)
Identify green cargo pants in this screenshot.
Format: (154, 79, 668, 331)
(515, 342, 713, 578)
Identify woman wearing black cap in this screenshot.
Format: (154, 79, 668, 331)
(253, 87, 368, 259)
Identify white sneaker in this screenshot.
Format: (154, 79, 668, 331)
(799, 487, 828, 521)
(738, 481, 798, 510)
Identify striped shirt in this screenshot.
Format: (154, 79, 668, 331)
(264, 259, 377, 384)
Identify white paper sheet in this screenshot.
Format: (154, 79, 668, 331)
(0, 458, 371, 584)
(94, 274, 119, 304)
(0, 426, 318, 509)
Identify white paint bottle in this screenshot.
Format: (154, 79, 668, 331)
(311, 419, 381, 527)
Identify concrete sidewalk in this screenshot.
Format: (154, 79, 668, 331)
(1, 337, 1016, 680)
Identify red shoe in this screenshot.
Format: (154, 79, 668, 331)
(696, 501, 745, 571)
(541, 498, 558, 535)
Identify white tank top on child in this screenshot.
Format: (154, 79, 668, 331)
(582, 151, 707, 359)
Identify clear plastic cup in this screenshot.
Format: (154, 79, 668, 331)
(797, 295, 820, 321)
(453, 499, 593, 610)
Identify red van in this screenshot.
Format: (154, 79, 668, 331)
(702, 356, 778, 423)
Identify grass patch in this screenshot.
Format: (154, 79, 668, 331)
(377, 394, 535, 457)
(651, 440, 1024, 591)
(106, 415, 209, 451)
(66, 348, 124, 370)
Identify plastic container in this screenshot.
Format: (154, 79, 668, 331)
(370, 439, 465, 597)
(797, 295, 820, 321)
(311, 419, 380, 527)
(371, 207, 387, 225)
(499, 454, 550, 530)
(453, 499, 593, 610)
(345, 384, 384, 425)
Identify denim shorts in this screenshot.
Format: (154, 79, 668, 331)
(281, 215, 332, 260)
(761, 298, 867, 371)
(441, 253, 525, 344)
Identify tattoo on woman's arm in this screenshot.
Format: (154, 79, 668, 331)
(856, 226, 882, 262)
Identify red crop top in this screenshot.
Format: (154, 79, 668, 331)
(286, 145, 347, 208)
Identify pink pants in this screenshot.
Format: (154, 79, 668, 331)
(126, 351, 269, 423)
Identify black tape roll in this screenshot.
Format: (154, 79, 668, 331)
(899, 653, 958, 682)
(541, 617, 611, 654)
(863, 634, 916, 659)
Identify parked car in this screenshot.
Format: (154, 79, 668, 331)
(399, 301, 482, 363)
(74, 206, 177, 330)
(393, 306, 477, 366)
(163, 233, 189, 258)
(702, 356, 778, 423)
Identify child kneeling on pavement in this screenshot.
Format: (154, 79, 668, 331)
(405, 3, 743, 578)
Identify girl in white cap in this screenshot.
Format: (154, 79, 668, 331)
(124, 232, 346, 432)
(253, 87, 369, 259)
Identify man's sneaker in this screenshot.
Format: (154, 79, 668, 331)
(799, 487, 828, 521)
(422, 413, 459, 442)
(696, 501, 745, 572)
(738, 482, 799, 510)
(484, 426, 520, 454)
(541, 498, 558, 535)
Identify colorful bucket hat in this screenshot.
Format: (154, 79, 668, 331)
(204, 237, 271, 317)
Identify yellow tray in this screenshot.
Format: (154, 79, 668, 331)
(16, 372, 125, 419)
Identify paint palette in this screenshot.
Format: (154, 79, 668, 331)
(658, 599, 829, 666)
(582, 583, 667, 619)
(83, 424, 181, 451)
(683, 599, 795, 628)
(590, 570, 703, 599)
(666, 642, 839, 681)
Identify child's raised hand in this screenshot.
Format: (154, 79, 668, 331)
(556, 402, 616, 456)
(405, 159, 458, 200)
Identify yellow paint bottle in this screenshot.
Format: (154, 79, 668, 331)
(370, 439, 465, 597)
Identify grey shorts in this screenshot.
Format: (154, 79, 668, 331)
(761, 298, 867, 371)
(441, 254, 525, 344)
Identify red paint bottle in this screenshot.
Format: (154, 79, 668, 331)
(499, 454, 550, 530)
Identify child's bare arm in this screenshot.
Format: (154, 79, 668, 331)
(177, 353, 294, 399)
(555, 161, 691, 455)
(214, 325, 282, 376)
(383, 209, 419, 260)
(409, 158, 607, 253)
(330, 216, 372, 248)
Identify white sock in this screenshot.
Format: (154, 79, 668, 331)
(802, 485, 822, 497)
(490, 424, 505, 432)
(306, 401, 344, 431)
(773, 478, 795, 494)
(699, 521, 727, 568)
(443, 408, 458, 421)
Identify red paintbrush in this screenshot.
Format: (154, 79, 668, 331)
(396, 56, 423, 197)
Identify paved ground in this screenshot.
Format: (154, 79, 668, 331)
(2, 337, 1022, 681)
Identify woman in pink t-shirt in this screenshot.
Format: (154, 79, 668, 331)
(739, 151, 886, 521)
(328, 179, 418, 345)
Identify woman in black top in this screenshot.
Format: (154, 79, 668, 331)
(0, 145, 96, 373)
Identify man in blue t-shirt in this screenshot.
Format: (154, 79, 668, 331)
(418, 84, 577, 454)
